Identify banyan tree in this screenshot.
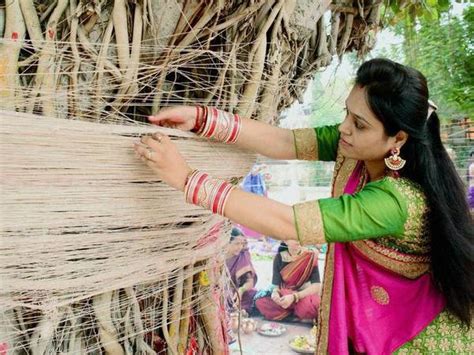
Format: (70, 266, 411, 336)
(1, 0, 385, 353)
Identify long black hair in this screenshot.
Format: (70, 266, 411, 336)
(355, 58, 473, 326)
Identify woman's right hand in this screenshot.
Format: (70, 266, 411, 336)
(148, 106, 196, 131)
(271, 290, 281, 304)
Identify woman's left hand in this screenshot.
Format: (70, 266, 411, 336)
(133, 133, 192, 191)
(279, 294, 295, 309)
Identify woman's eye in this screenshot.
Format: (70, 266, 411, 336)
(355, 121, 364, 129)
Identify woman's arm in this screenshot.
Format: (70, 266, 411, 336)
(236, 118, 296, 160)
(296, 283, 321, 299)
(134, 134, 407, 246)
(149, 105, 297, 160)
(224, 188, 297, 242)
(223, 178, 408, 245)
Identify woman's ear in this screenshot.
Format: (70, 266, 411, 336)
(394, 130, 408, 149)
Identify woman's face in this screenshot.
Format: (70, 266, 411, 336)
(228, 236, 246, 255)
(338, 85, 398, 162)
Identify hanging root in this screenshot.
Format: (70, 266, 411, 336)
(29, 308, 63, 355)
(92, 292, 124, 355)
(237, 35, 267, 118)
(178, 265, 195, 353)
(0, 0, 25, 110)
(197, 282, 227, 353)
(168, 268, 184, 354)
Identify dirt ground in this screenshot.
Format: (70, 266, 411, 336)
(229, 317, 313, 354)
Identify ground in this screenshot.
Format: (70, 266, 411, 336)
(229, 317, 313, 354)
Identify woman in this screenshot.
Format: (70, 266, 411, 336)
(255, 240, 320, 321)
(134, 58, 472, 353)
(225, 228, 257, 314)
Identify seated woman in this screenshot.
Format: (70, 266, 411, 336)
(225, 228, 258, 314)
(256, 240, 320, 321)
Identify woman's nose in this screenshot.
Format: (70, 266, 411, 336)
(338, 117, 351, 135)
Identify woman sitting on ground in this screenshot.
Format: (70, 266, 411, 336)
(225, 228, 257, 314)
(255, 240, 320, 321)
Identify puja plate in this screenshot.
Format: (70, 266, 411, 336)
(257, 322, 287, 337)
(289, 335, 316, 354)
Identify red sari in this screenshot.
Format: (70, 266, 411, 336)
(256, 251, 320, 320)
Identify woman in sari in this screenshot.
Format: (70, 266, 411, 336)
(135, 58, 472, 353)
(225, 228, 257, 313)
(255, 240, 320, 321)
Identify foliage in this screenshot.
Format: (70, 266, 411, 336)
(380, 3, 473, 118)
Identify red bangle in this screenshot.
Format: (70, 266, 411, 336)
(193, 106, 242, 144)
(184, 170, 235, 215)
(192, 106, 206, 133)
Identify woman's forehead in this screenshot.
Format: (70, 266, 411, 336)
(347, 86, 382, 127)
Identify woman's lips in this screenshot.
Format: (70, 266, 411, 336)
(340, 138, 352, 147)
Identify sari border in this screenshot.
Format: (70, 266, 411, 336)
(331, 150, 358, 197)
(317, 243, 334, 354)
(293, 201, 325, 246)
(318, 149, 357, 353)
(293, 128, 319, 160)
(280, 251, 316, 290)
(352, 240, 430, 279)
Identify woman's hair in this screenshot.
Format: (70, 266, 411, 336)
(356, 58, 473, 326)
(277, 242, 288, 253)
(230, 227, 244, 242)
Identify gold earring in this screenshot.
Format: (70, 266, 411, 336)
(384, 147, 406, 171)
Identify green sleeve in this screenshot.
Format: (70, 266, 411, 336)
(318, 178, 408, 242)
(314, 125, 340, 161)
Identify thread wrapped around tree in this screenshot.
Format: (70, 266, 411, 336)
(0, 0, 386, 353)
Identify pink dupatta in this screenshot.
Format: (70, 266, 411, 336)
(326, 162, 445, 354)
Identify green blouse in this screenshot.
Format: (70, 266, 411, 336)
(293, 125, 430, 265)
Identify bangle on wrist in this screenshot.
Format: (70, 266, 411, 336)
(191, 106, 242, 144)
(184, 170, 235, 216)
(293, 292, 300, 303)
(192, 106, 206, 133)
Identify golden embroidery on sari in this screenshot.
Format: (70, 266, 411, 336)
(397, 311, 474, 353)
(331, 150, 358, 197)
(293, 128, 318, 160)
(293, 201, 325, 246)
(317, 153, 358, 353)
(352, 240, 429, 278)
(351, 178, 431, 278)
(370, 286, 390, 305)
(316, 243, 334, 354)
(376, 178, 430, 254)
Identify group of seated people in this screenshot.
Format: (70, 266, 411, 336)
(225, 228, 321, 322)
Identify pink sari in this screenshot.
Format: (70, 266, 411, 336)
(321, 161, 446, 354)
